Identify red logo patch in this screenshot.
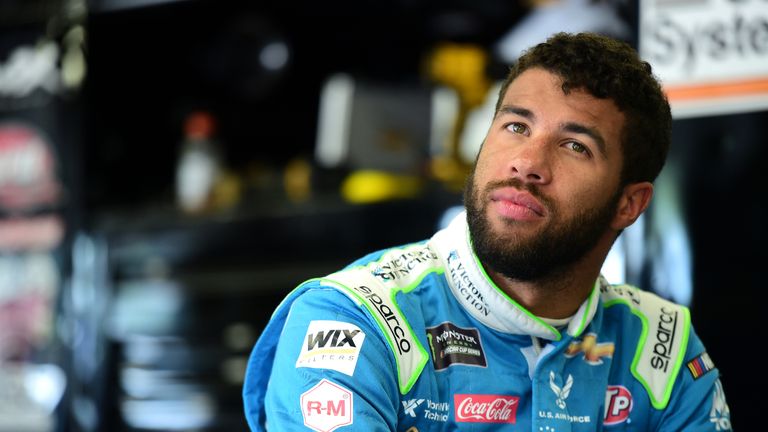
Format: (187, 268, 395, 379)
(454, 394, 519, 423)
(604, 385, 632, 425)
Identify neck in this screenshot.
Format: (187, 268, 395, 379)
(485, 237, 612, 319)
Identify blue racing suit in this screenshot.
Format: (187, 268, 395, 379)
(243, 212, 732, 431)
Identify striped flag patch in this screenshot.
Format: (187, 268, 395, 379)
(687, 352, 715, 380)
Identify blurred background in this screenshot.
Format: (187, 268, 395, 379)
(0, 0, 765, 430)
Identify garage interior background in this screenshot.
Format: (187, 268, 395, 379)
(0, 0, 765, 430)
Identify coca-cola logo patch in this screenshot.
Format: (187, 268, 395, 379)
(454, 394, 519, 423)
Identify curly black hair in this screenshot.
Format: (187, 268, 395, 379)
(495, 32, 671, 186)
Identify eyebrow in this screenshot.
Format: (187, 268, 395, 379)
(562, 122, 607, 158)
(497, 104, 608, 159)
(496, 105, 534, 121)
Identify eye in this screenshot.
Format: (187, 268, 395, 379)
(506, 122, 529, 135)
(564, 141, 591, 156)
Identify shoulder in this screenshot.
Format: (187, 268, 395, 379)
(316, 241, 444, 322)
(600, 283, 691, 410)
(285, 241, 441, 395)
(276, 240, 441, 319)
(600, 283, 690, 336)
(336, 240, 443, 288)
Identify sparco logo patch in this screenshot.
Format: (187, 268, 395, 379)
(651, 306, 679, 372)
(351, 285, 411, 354)
(604, 385, 632, 425)
(426, 322, 486, 370)
(454, 394, 519, 423)
(296, 320, 365, 376)
(300, 379, 353, 432)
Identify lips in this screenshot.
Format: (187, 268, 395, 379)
(489, 187, 546, 218)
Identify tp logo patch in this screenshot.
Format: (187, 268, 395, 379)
(604, 385, 632, 425)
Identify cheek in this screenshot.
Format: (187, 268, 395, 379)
(567, 181, 617, 214)
(472, 154, 494, 186)
(557, 177, 602, 207)
(475, 146, 509, 179)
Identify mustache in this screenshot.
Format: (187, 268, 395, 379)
(482, 178, 554, 211)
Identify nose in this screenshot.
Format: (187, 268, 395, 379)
(509, 143, 552, 184)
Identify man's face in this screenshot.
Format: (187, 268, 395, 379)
(465, 67, 627, 281)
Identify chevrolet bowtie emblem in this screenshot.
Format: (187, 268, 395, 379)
(565, 333, 614, 365)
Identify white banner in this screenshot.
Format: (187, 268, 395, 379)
(639, 0, 768, 118)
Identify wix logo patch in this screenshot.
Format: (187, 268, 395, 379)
(296, 320, 366, 376)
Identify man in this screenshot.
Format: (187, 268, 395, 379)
(243, 32, 731, 431)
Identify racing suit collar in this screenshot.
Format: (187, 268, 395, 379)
(431, 211, 601, 341)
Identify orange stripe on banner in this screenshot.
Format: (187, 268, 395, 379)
(665, 77, 768, 101)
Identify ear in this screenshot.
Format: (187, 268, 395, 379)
(611, 182, 653, 230)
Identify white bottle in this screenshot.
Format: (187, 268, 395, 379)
(176, 111, 221, 214)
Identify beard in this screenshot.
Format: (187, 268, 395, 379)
(464, 170, 621, 282)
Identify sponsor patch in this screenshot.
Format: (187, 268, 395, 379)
(565, 333, 614, 365)
(454, 394, 519, 423)
(687, 352, 715, 380)
(296, 320, 366, 376)
(319, 272, 429, 395)
(426, 322, 486, 370)
(549, 372, 574, 409)
(447, 250, 491, 317)
(401, 398, 449, 422)
(600, 283, 642, 307)
(300, 379, 353, 432)
(634, 300, 690, 409)
(402, 399, 425, 417)
(538, 374, 592, 425)
(604, 385, 633, 425)
(371, 246, 439, 282)
(603, 285, 690, 409)
(649, 306, 681, 373)
(709, 379, 732, 431)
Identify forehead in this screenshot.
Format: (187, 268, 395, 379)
(499, 68, 626, 154)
